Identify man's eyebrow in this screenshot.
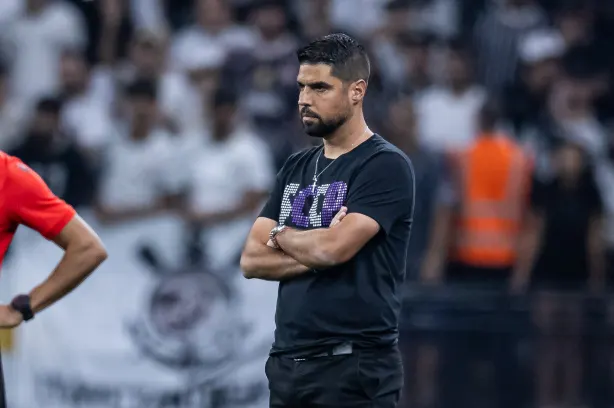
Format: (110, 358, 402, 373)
(297, 81, 333, 88)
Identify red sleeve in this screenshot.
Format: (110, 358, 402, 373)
(5, 158, 76, 240)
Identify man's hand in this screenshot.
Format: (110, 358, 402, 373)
(0, 305, 23, 329)
(329, 206, 347, 227)
(268, 206, 348, 250)
(241, 217, 311, 281)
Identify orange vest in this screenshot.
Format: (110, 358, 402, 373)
(449, 134, 532, 268)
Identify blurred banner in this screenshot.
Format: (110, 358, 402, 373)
(3, 211, 276, 408)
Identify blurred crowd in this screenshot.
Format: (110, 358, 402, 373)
(3, 0, 614, 406)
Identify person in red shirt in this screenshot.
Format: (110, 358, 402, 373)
(0, 151, 107, 406)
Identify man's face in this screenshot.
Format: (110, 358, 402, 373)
(297, 64, 356, 138)
(212, 105, 235, 138)
(196, 0, 230, 31)
(387, 8, 410, 36)
(388, 98, 416, 137)
(525, 59, 560, 91)
(555, 144, 583, 180)
(26, 0, 46, 12)
(31, 112, 58, 140)
(130, 41, 164, 76)
(557, 13, 590, 45)
(128, 96, 157, 124)
(60, 54, 88, 93)
(448, 53, 470, 87)
(254, 6, 286, 38)
(402, 43, 429, 76)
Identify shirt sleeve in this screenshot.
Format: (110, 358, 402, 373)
(258, 168, 285, 221)
(258, 152, 296, 222)
(5, 159, 76, 240)
(346, 152, 415, 235)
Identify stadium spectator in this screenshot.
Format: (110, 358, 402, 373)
(113, 29, 194, 135)
(385, 94, 443, 281)
(58, 49, 115, 154)
(370, 0, 413, 86)
(0, 0, 86, 107)
(396, 32, 436, 97)
(95, 79, 184, 224)
(327, 0, 387, 39)
(421, 100, 533, 408)
(294, 0, 337, 42)
(554, 1, 610, 96)
(505, 29, 565, 140)
(415, 42, 486, 152)
(0, 64, 27, 152)
(171, 0, 255, 68)
(175, 43, 226, 135)
(9, 97, 96, 208)
(223, 1, 299, 168)
(421, 99, 532, 289)
(184, 88, 274, 269)
(519, 140, 604, 408)
(473, 0, 548, 93)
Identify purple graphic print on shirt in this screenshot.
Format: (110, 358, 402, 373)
(279, 182, 348, 228)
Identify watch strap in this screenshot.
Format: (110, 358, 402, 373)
(269, 225, 286, 247)
(10, 294, 34, 321)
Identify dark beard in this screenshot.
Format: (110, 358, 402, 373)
(302, 112, 349, 138)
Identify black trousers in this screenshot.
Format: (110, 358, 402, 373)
(266, 345, 403, 407)
(0, 353, 6, 408)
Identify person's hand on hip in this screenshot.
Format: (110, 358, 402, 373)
(0, 305, 23, 329)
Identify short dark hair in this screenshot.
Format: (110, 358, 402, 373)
(36, 96, 63, 116)
(296, 33, 370, 83)
(448, 38, 474, 61)
(61, 47, 92, 70)
(213, 87, 238, 108)
(125, 79, 158, 101)
(251, 0, 284, 11)
(398, 32, 432, 50)
(385, 0, 410, 11)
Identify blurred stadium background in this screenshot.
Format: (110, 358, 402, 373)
(1, 0, 614, 407)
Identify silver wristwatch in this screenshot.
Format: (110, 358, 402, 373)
(269, 225, 287, 246)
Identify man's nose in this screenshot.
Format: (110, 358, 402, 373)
(298, 89, 312, 107)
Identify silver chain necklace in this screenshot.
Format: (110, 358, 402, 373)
(311, 127, 369, 192)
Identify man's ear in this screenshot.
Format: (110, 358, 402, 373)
(350, 79, 367, 104)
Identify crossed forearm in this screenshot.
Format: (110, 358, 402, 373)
(241, 243, 311, 281)
(275, 227, 337, 268)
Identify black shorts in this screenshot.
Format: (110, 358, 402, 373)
(266, 345, 403, 407)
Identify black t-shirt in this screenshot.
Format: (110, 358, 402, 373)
(531, 173, 603, 284)
(259, 134, 415, 353)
